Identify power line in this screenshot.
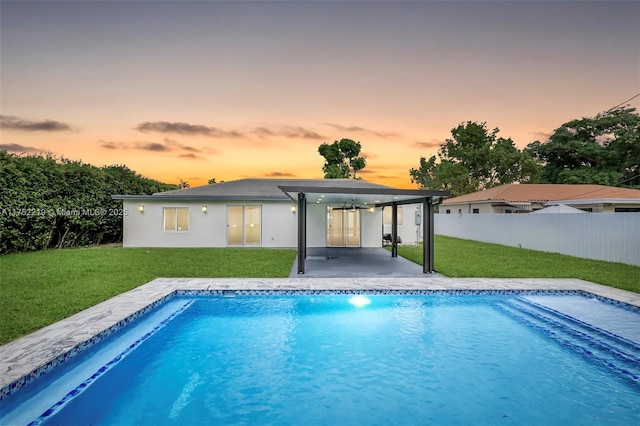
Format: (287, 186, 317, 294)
(606, 93, 640, 112)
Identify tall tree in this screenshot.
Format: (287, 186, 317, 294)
(410, 122, 540, 196)
(409, 156, 478, 197)
(318, 138, 367, 179)
(525, 106, 640, 187)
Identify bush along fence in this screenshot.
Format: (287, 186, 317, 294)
(0, 151, 177, 254)
(435, 213, 640, 266)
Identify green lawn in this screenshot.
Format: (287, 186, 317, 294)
(395, 235, 640, 294)
(0, 247, 296, 344)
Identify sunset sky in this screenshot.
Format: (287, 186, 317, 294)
(1, 0, 639, 189)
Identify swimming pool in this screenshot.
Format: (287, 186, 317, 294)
(2, 291, 639, 425)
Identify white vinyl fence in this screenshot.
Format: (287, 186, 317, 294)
(435, 213, 640, 266)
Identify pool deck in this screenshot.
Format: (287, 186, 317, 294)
(2, 277, 639, 391)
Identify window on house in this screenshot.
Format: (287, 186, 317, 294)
(164, 207, 189, 231)
(383, 207, 403, 225)
(446, 209, 451, 214)
(472, 208, 480, 214)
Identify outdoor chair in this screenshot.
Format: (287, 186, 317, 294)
(382, 234, 402, 246)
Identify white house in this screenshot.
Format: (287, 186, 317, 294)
(113, 178, 450, 273)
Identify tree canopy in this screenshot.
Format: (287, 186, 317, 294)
(525, 107, 640, 187)
(410, 122, 540, 196)
(0, 151, 176, 254)
(318, 138, 367, 179)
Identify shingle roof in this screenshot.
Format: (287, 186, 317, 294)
(150, 178, 396, 200)
(443, 184, 640, 204)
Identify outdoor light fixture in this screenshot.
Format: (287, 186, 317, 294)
(138, 205, 145, 214)
(202, 205, 208, 213)
(291, 205, 297, 213)
(368, 206, 375, 213)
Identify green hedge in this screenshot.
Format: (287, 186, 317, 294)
(0, 151, 176, 253)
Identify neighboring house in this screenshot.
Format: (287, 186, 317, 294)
(113, 178, 444, 249)
(440, 184, 640, 214)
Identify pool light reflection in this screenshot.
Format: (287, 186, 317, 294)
(349, 295, 371, 308)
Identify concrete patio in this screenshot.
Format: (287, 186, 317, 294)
(289, 247, 438, 278)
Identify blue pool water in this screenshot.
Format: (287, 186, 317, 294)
(2, 293, 639, 425)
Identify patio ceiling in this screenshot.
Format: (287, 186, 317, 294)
(277, 185, 450, 207)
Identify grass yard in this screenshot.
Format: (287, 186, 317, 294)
(395, 235, 640, 294)
(0, 247, 296, 344)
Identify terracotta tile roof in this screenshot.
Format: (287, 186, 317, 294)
(443, 184, 640, 204)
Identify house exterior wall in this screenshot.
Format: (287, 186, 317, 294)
(122, 200, 298, 248)
(121, 199, 388, 248)
(439, 202, 498, 214)
(306, 204, 327, 247)
(380, 203, 425, 245)
(361, 208, 383, 247)
(606, 203, 640, 212)
(561, 202, 640, 213)
(260, 202, 298, 247)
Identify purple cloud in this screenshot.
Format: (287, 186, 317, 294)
(136, 121, 242, 138)
(1, 115, 72, 132)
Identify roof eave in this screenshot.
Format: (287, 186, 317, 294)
(278, 185, 450, 198)
(550, 198, 640, 205)
(112, 195, 289, 201)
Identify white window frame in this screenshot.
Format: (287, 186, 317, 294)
(163, 207, 190, 232)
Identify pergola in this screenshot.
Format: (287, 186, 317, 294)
(278, 184, 451, 274)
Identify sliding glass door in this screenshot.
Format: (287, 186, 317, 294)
(327, 207, 360, 247)
(227, 205, 261, 246)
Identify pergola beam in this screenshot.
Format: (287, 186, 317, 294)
(423, 197, 435, 273)
(391, 202, 398, 258)
(284, 185, 450, 275)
